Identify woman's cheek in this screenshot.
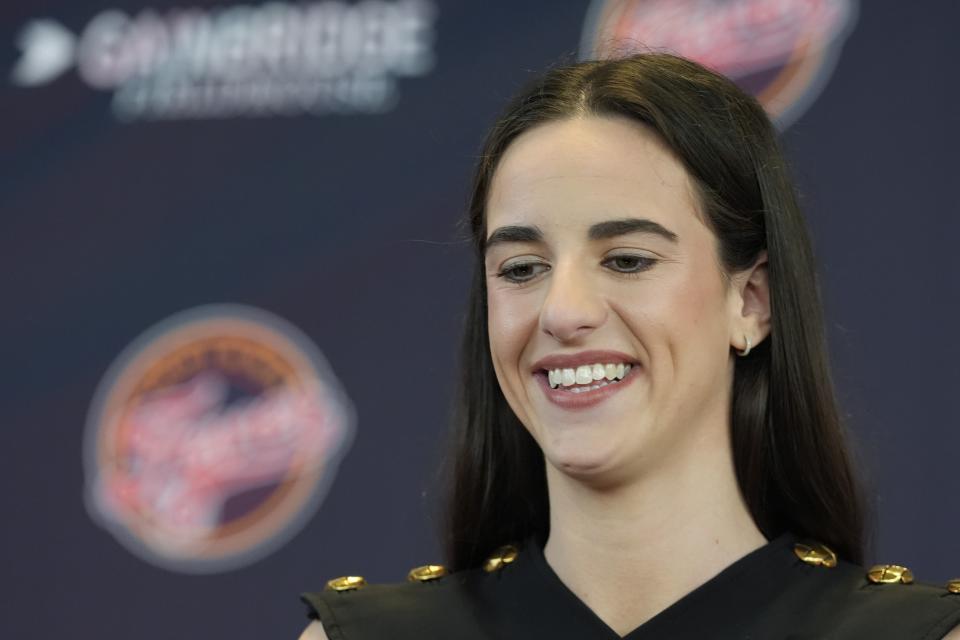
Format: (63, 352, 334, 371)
(487, 292, 542, 416)
(488, 290, 540, 355)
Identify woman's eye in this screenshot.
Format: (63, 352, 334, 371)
(604, 254, 657, 273)
(497, 262, 549, 283)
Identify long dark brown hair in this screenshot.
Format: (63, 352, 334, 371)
(442, 53, 867, 570)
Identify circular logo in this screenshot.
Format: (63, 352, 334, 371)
(580, 0, 858, 128)
(84, 304, 354, 573)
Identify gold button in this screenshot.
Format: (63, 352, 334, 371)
(325, 575, 367, 592)
(947, 579, 960, 594)
(407, 564, 447, 582)
(867, 565, 914, 585)
(483, 544, 519, 573)
(793, 541, 837, 568)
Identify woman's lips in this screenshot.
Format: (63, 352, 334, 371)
(533, 365, 639, 410)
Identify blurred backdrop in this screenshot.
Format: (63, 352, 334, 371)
(1, 1, 958, 638)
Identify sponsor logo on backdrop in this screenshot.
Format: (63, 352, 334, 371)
(10, 0, 436, 121)
(84, 305, 354, 573)
(580, 0, 858, 128)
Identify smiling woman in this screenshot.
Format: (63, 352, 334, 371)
(484, 116, 751, 495)
(297, 53, 960, 639)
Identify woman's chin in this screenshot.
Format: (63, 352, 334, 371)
(544, 444, 627, 483)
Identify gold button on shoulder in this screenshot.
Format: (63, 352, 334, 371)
(867, 564, 914, 585)
(325, 575, 367, 592)
(793, 541, 837, 568)
(407, 564, 448, 582)
(483, 544, 519, 573)
(946, 579, 960, 594)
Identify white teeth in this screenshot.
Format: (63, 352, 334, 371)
(575, 366, 593, 384)
(569, 380, 612, 393)
(545, 362, 635, 389)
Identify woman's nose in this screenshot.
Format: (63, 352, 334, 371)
(538, 265, 607, 342)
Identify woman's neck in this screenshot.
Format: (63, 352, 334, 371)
(542, 428, 767, 637)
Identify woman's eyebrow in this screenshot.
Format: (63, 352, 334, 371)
(484, 225, 543, 251)
(484, 218, 677, 252)
(588, 218, 679, 243)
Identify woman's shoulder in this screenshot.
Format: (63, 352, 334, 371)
(300, 546, 521, 640)
(300, 569, 482, 639)
(753, 540, 960, 639)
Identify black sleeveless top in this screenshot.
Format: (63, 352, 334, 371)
(301, 533, 960, 639)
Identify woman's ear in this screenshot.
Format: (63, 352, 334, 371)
(730, 251, 771, 353)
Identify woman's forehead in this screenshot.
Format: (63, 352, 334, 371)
(486, 116, 702, 237)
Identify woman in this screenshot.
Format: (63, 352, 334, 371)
(298, 53, 960, 639)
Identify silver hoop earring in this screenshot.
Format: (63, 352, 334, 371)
(737, 335, 752, 357)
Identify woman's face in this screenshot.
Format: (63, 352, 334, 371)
(484, 115, 761, 486)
